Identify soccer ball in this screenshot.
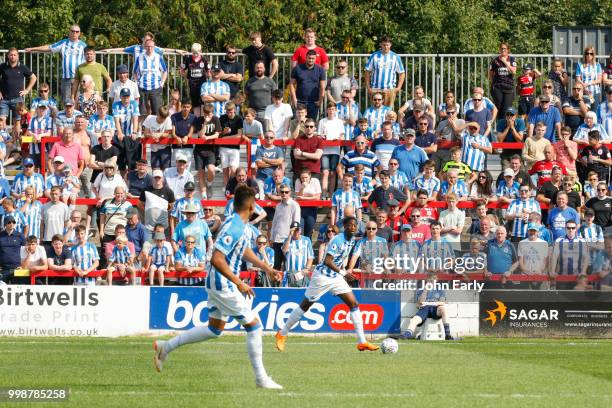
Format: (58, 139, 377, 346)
(380, 338, 399, 354)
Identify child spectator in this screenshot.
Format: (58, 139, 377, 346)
(18, 186, 42, 240)
(440, 146, 472, 182)
(107, 235, 136, 285)
(242, 108, 264, 171)
(1, 198, 27, 235)
(71, 225, 100, 285)
(60, 164, 80, 207)
(413, 160, 440, 201)
(516, 63, 541, 119)
(352, 118, 374, 141)
(147, 231, 171, 286)
(384, 111, 401, 138)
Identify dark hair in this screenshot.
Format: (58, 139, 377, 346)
(27, 235, 39, 244)
(476, 171, 493, 196)
(430, 221, 441, 228)
(416, 189, 428, 197)
(181, 98, 192, 105)
(343, 216, 357, 225)
(75, 225, 87, 234)
(306, 49, 317, 57)
(588, 130, 601, 140)
(84, 46, 95, 53)
(272, 89, 283, 99)
(296, 103, 307, 112)
(234, 184, 256, 211)
(51, 234, 64, 243)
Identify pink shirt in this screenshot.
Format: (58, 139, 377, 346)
(553, 140, 577, 171)
(49, 141, 84, 174)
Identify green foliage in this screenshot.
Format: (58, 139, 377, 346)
(1, 0, 610, 54)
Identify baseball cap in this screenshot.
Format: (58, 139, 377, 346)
(53, 155, 65, 163)
(401, 223, 412, 231)
(387, 198, 400, 207)
(127, 207, 139, 217)
(211, 64, 222, 72)
(290, 221, 301, 229)
(402, 128, 416, 138)
(117, 64, 129, 74)
(539, 94, 550, 102)
(183, 203, 198, 213)
(523, 63, 533, 70)
(120, 88, 131, 97)
(584, 208, 595, 217)
(64, 99, 75, 106)
(527, 223, 538, 231)
(3, 216, 16, 225)
(503, 168, 515, 177)
(153, 232, 166, 240)
(23, 157, 35, 166)
(505, 107, 517, 115)
(152, 169, 164, 178)
(137, 158, 148, 165)
(412, 103, 424, 112)
(175, 153, 188, 162)
(63, 163, 72, 173)
(184, 181, 196, 190)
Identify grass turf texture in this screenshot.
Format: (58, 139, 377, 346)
(1, 336, 611, 408)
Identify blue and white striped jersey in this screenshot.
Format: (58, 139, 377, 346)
(353, 176, 375, 197)
(20, 202, 43, 239)
(414, 175, 441, 196)
(578, 223, 604, 243)
(439, 180, 468, 198)
(200, 80, 231, 117)
(552, 237, 589, 275)
(354, 236, 389, 265)
(313, 232, 357, 278)
(390, 240, 421, 273)
(28, 116, 54, 155)
(30, 98, 58, 117)
(420, 238, 454, 268)
(49, 38, 86, 79)
(206, 214, 252, 292)
(264, 176, 292, 196)
(149, 244, 171, 266)
(283, 235, 314, 276)
(71, 242, 99, 284)
(363, 106, 391, 133)
(112, 101, 140, 135)
(1, 210, 26, 233)
(87, 114, 116, 134)
(389, 171, 410, 190)
(496, 181, 520, 199)
(12, 173, 45, 197)
(336, 101, 359, 140)
(506, 198, 541, 238)
(331, 188, 362, 221)
(124, 44, 163, 59)
(575, 62, 603, 95)
(175, 247, 206, 285)
(364, 51, 405, 89)
(461, 132, 491, 171)
(171, 197, 204, 222)
(56, 110, 83, 130)
(597, 103, 612, 137)
(133, 52, 167, 90)
(340, 149, 381, 178)
(371, 137, 401, 169)
(109, 245, 133, 264)
(45, 174, 64, 190)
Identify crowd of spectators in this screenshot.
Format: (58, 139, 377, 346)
(0, 28, 611, 289)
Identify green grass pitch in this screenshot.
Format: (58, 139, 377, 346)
(1, 336, 611, 408)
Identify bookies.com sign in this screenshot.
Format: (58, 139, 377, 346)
(0, 285, 149, 337)
(149, 287, 402, 334)
(479, 291, 612, 338)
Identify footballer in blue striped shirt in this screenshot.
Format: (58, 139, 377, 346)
(154, 185, 284, 389)
(275, 216, 380, 352)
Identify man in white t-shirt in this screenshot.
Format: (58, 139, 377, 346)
(20, 236, 48, 272)
(317, 102, 344, 198)
(143, 106, 173, 170)
(264, 89, 293, 141)
(517, 223, 550, 289)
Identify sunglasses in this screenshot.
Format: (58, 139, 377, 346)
(257, 241, 267, 245)
(418, 123, 428, 126)
(40, 90, 49, 93)
(227, 51, 236, 54)
(585, 52, 594, 55)
(280, 191, 290, 194)
(265, 136, 275, 139)
(373, 99, 383, 101)
(479, 175, 487, 179)
(597, 188, 607, 192)
(520, 189, 530, 193)
(341, 96, 350, 100)
(366, 227, 377, 231)
(389, 163, 399, 166)
(573, 87, 582, 90)
(472, 98, 482, 101)
(71, 30, 80, 33)
(5, 221, 16, 224)
(337, 66, 347, 69)
(204, 208, 213, 211)
(304, 125, 315, 128)
(185, 241, 196, 244)
(25, 164, 34, 168)
(542, 86, 553, 89)
(447, 111, 456, 114)
(410, 215, 420, 218)
(566, 226, 577, 230)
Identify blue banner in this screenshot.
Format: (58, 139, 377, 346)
(149, 287, 401, 334)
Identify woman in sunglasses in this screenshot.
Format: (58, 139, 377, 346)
(575, 46, 603, 112)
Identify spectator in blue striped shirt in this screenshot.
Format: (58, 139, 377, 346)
(390, 224, 421, 274)
(347, 220, 389, 286)
(1, 198, 27, 236)
(352, 164, 375, 200)
(201, 65, 231, 118)
(26, 25, 86, 104)
(174, 235, 206, 286)
(281, 222, 314, 287)
(336, 90, 359, 141)
(579, 208, 606, 273)
(551, 220, 589, 289)
(18, 186, 42, 241)
(421, 222, 455, 273)
(461, 121, 492, 172)
(338, 135, 381, 180)
(106, 235, 136, 285)
(413, 160, 440, 201)
(439, 169, 468, 201)
(371, 121, 401, 170)
(331, 173, 362, 226)
(505, 185, 541, 241)
(71, 225, 99, 285)
(55, 100, 83, 134)
(148, 232, 172, 286)
(133, 39, 167, 118)
(496, 168, 520, 206)
(387, 158, 409, 194)
(363, 92, 391, 134)
(364, 37, 405, 107)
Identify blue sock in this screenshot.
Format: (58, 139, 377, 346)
(444, 323, 451, 336)
(403, 330, 413, 339)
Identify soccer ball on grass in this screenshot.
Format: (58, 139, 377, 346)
(380, 338, 399, 354)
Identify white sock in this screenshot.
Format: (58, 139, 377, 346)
(165, 325, 221, 353)
(246, 324, 267, 381)
(280, 307, 305, 336)
(350, 307, 367, 344)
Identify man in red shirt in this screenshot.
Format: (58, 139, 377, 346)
(410, 189, 439, 226)
(529, 145, 566, 186)
(291, 28, 329, 70)
(552, 126, 578, 175)
(292, 118, 323, 179)
(406, 207, 431, 245)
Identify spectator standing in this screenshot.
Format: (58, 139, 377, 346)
(585, 181, 611, 228)
(245, 61, 276, 122)
(112, 88, 141, 174)
(488, 42, 517, 114)
(242, 32, 278, 79)
(575, 46, 603, 113)
(292, 118, 323, 179)
(486, 226, 518, 289)
(218, 46, 244, 98)
(527, 95, 562, 142)
(326, 59, 358, 104)
(270, 185, 301, 270)
(548, 58, 569, 100)
(72, 46, 111, 100)
(200, 64, 231, 118)
(90, 129, 120, 183)
(163, 153, 194, 199)
(138, 170, 176, 239)
(290, 50, 326, 120)
(179, 43, 209, 116)
(109, 64, 140, 104)
(578, 130, 611, 184)
(126, 159, 152, 199)
(391, 132, 428, 189)
(291, 28, 329, 70)
(0, 216, 26, 283)
(505, 185, 541, 242)
(522, 122, 552, 169)
(364, 37, 405, 107)
(363, 92, 391, 135)
(547, 192, 581, 241)
(143, 106, 173, 170)
(338, 134, 381, 179)
(133, 39, 167, 118)
(71, 225, 100, 285)
(0, 47, 37, 131)
(438, 193, 465, 251)
(282, 222, 314, 287)
(294, 168, 322, 239)
(562, 82, 592, 135)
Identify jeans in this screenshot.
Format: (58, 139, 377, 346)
(301, 207, 317, 241)
(298, 100, 320, 121)
(61, 79, 74, 105)
(0, 96, 23, 120)
(79, 167, 93, 197)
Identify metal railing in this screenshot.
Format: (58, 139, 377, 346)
(1, 49, 607, 111)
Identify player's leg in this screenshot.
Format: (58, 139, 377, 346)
(242, 317, 281, 389)
(338, 291, 379, 351)
(436, 305, 454, 340)
(275, 297, 313, 352)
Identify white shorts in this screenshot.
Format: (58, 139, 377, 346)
(304, 272, 352, 302)
(207, 288, 256, 325)
(219, 147, 240, 169)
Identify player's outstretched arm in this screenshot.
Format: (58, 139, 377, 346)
(211, 250, 254, 297)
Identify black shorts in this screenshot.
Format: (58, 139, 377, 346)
(264, 207, 275, 221)
(193, 146, 216, 169)
(518, 96, 534, 116)
(189, 87, 203, 108)
(416, 306, 442, 323)
(151, 146, 172, 169)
